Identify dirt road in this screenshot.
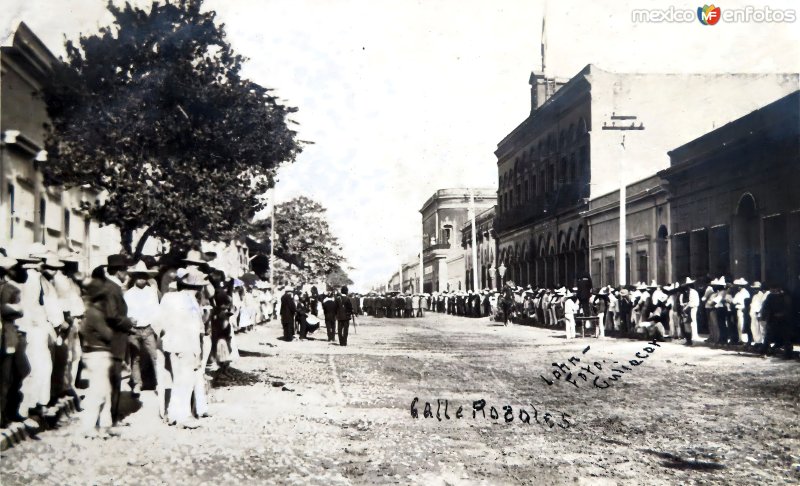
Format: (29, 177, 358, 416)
(1, 313, 798, 485)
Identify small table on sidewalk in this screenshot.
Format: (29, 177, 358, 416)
(575, 316, 600, 338)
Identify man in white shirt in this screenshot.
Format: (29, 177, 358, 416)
(680, 278, 700, 345)
(563, 290, 578, 339)
(731, 278, 751, 344)
(53, 251, 85, 398)
(158, 269, 207, 428)
(748, 282, 767, 345)
(124, 261, 160, 396)
(19, 253, 64, 418)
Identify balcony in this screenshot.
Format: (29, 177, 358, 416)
(495, 183, 585, 233)
(425, 242, 451, 251)
(423, 242, 452, 260)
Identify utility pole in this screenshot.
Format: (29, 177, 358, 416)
(468, 189, 480, 291)
(269, 190, 276, 289)
(601, 114, 644, 287)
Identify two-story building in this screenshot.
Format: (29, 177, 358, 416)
(1, 22, 125, 268)
(420, 188, 496, 293)
(495, 64, 798, 289)
(461, 205, 497, 290)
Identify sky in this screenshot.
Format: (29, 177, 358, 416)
(3, 0, 799, 289)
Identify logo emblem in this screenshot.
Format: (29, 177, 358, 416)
(697, 4, 721, 25)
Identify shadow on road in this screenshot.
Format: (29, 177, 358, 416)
(642, 448, 726, 471)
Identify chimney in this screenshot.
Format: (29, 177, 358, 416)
(529, 71, 549, 113)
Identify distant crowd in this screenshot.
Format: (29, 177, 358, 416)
(355, 275, 798, 359)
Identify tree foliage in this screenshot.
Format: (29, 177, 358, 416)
(251, 196, 348, 284)
(325, 264, 354, 289)
(41, 0, 303, 256)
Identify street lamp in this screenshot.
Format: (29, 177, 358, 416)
(489, 264, 496, 289)
(602, 114, 645, 287)
(498, 262, 506, 288)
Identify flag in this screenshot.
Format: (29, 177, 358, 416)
(541, 9, 547, 74)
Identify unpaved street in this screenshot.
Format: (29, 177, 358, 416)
(1, 313, 799, 485)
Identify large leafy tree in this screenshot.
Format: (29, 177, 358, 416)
(251, 196, 348, 284)
(325, 264, 354, 289)
(41, 0, 303, 256)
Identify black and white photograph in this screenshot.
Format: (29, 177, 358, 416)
(0, 0, 799, 484)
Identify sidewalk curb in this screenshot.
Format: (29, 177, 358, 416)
(0, 396, 78, 451)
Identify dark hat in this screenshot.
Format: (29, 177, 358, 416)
(341, 285, 349, 295)
(105, 254, 129, 268)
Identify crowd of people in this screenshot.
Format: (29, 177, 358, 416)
(0, 244, 277, 437)
(2, 242, 796, 440)
(355, 276, 797, 359)
(475, 276, 797, 359)
(275, 285, 355, 345)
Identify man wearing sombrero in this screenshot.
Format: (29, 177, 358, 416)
(52, 248, 86, 402)
(157, 268, 208, 428)
(124, 261, 160, 397)
(679, 277, 700, 345)
(749, 282, 767, 346)
(17, 248, 65, 419)
(731, 278, 751, 344)
(0, 256, 23, 427)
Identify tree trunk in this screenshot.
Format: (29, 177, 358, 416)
(133, 226, 158, 259)
(120, 227, 134, 255)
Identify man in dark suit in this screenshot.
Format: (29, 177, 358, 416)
(387, 294, 396, 319)
(100, 255, 135, 427)
(335, 287, 354, 346)
(280, 287, 296, 341)
(322, 291, 337, 342)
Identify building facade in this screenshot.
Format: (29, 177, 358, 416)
(420, 188, 496, 293)
(461, 206, 497, 290)
(495, 64, 798, 289)
(0, 23, 126, 269)
(583, 175, 670, 287)
(660, 90, 800, 289)
(1, 23, 246, 276)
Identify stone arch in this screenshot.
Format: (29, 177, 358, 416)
(734, 192, 757, 216)
(656, 224, 669, 285)
(732, 192, 760, 281)
(578, 117, 589, 136)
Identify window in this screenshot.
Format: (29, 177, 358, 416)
(442, 225, 452, 245)
(605, 256, 616, 287)
(709, 225, 730, 277)
(570, 154, 577, 183)
(39, 196, 46, 244)
(637, 251, 648, 283)
(592, 258, 601, 285)
(7, 183, 14, 239)
(673, 233, 690, 281)
(532, 175, 537, 198)
(690, 229, 709, 278)
(539, 170, 545, 194)
(64, 209, 71, 241)
(84, 218, 91, 249)
(579, 145, 589, 194)
(626, 253, 631, 284)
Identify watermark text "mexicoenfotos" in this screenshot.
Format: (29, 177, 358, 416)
(632, 5, 796, 24)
